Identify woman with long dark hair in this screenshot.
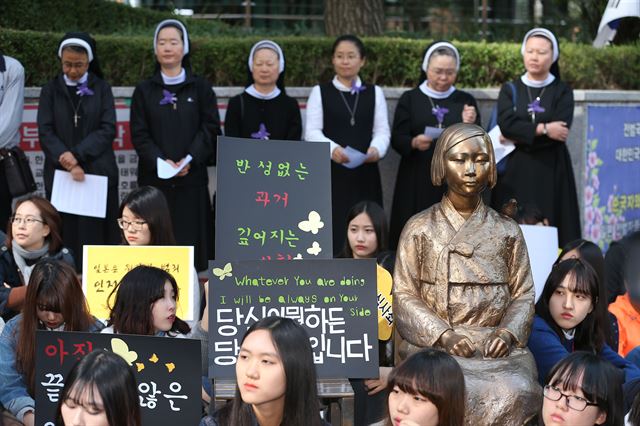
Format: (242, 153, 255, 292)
(200, 316, 325, 426)
(56, 350, 141, 426)
(0, 259, 103, 426)
(528, 258, 640, 384)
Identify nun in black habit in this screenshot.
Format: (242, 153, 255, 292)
(130, 19, 221, 271)
(37, 32, 120, 271)
(491, 28, 580, 247)
(224, 40, 301, 141)
(388, 41, 480, 249)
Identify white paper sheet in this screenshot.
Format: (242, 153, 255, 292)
(342, 146, 368, 169)
(51, 170, 108, 218)
(424, 126, 444, 139)
(488, 125, 516, 164)
(157, 154, 193, 179)
(520, 224, 559, 302)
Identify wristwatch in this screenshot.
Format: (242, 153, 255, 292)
(542, 123, 548, 135)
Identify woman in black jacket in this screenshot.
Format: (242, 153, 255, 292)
(37, 32, 119, 271)
(130, 19, 221, 271)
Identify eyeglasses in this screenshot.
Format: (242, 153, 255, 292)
(429, 68, 457, 77)
(62, 61, 88, 70)
(543, 385, 598, 411)
(117, 218, 147, 231)
(11, 216, 45, 226)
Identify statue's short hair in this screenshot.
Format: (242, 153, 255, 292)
(430, 123, 497, 188)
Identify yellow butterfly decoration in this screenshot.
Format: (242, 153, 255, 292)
(213, 263, 233, 280)
(111, 338, 138, 366)
(298, 211, 324, 235)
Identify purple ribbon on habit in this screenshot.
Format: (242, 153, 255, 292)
(350, 80, 366, 95)
(251, 123, 270, 140)
(159, 89, 178, 106)
(527, 98, 545, 115)
(76, 82, 94, 97)
(431, 106, 449, 126)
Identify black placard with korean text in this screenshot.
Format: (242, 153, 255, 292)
(35, 331, 201, 426)
(208, 258, 378, 378)
(215, 136, 332, 260)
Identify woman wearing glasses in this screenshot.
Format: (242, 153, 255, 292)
(528, 258, 640, 386)
(37, 32, 120, 271)
(0, 196, 74, 322)
(388, 41, 480, 249)
(536, 351, 623, 426)
(116, 186, 200, 321)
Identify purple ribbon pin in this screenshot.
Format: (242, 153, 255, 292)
(251, 123, 270, 140)
(76, 82, 94, 97)
(159, 89, 178, 106)
(350, 80, 366, 95)
(431, 106, 449, 126)
(527, 98, 545, 115)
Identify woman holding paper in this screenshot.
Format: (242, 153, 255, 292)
(305, 35, 390, 254)
(491, 28, 579, 247)
(225, 40, 301, 141)
(37, 32, 120, 271)
(130, 20, 221, 271)
(388, 41, 480, 249)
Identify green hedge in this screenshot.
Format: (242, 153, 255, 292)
(1, 29, 638, 89)
(0, 0, 232, 36)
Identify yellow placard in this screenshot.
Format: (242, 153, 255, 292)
(377, 264, 393, 341)
(82, 245, 194, 321)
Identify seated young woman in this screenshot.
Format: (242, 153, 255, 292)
(56, 350, 141, 426)
(386, 347, 465, 426)
(533, 351, 623, 426)
(0, 259, 103, 426)
(102, 264, 208, 375)
(200, 316, 327, 426)
(528, 258, 640, 386)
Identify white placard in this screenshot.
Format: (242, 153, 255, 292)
(520, 224, 559, 302)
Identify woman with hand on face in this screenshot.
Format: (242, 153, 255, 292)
(56, 350, 141, 426)
(0, 260, 103, 426)
(388, 41, 479, 250)
(535, 351, 623, 426)
(200, 316, 326, 426)
(305, 35, 390, 254)
(0, 196, 74, 322)
(491, 28, 580, 247)
(225, 40, 301, 141)
(393, 123, 540, 424)
(130, 19, 221, 271)
(37, 32, 120, 270)
(386, 348, 465, 426)
(528, 258, 640, 385)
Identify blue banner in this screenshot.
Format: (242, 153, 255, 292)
(585, 105, 640, 251)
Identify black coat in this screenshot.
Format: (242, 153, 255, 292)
(37, 73, 118, 195)
(491, 78, 580, 247)
(130, 71, 221, 187)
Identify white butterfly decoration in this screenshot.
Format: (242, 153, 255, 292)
(306, 241, 322, 256)
(298, 211, 324, 235)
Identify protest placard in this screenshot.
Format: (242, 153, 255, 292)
(35, 331, 201, 426)
(82, 245, 195, 320)
(215, 136, 332, 260)
(208, 258, 378, 378)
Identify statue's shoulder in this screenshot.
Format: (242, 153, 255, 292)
(486, 205, 523, 238)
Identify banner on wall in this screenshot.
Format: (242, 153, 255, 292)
(584, 105, 640, 251)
